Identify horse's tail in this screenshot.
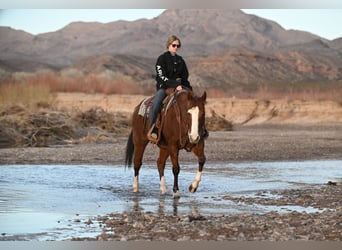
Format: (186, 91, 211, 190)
(125, 130, 134, 168)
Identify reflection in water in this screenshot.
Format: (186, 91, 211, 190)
(131, 194, 201, 217)
(0, 161, 341, 240)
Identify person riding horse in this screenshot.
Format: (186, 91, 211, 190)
(148, 35, 208, 143)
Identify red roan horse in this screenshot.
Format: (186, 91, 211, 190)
(125, 90, 207, 197)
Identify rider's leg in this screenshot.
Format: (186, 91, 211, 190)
(149, 88, 166, 139)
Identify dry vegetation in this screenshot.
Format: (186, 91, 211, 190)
(0, 103, 131, 148)
(1, 72, 341, 148)
(2, 70, 342, 101)
(0, 72, 147, 147)
(1, 71, 154, 96)
(0, 76, 231, 148)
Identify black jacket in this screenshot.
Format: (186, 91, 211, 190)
(155, 51, 192, 90)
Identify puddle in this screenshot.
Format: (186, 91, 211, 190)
(0, 160, 341, 240)
(0, 212, 100, 240)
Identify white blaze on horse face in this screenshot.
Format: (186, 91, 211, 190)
(187, 106, 199, 143)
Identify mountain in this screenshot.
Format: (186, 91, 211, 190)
(189, 47, 342, 90)
(0, 10, 334, 67)
(153, 10, 325, 53)
(0, 9, 341, 89)
(59, 46, 341, 92)
(330, 37, 342, 51)
(67, 54, 155, 83)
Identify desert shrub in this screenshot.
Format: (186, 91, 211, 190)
(0, 68, 8, 81)
(75, 107, 130, 134)
(253, 80, 342, 101)
(0, 82, 55, 110)
(98, 70, 132, 82)
(206, 110, 233, 131)
(60, 68, 84, 79)
(11, 72, 35, 83)
(0, 106, 76, 147)
(0, 105, 131, 148)
(205, 87, 227, 98)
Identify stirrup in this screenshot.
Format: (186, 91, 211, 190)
(147, 125, 158, 144)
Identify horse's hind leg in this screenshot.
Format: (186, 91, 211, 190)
(133, 142, 148, 192)
(157, 148, 169, 194)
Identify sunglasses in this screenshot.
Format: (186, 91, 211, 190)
(171, 44, 181, 48)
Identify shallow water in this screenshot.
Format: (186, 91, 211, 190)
(0, 160, 341, 240)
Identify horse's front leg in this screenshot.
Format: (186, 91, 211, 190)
(169, 146, 180, 198)
(189, 140, 206, 193)
(157, 148, 169, 194)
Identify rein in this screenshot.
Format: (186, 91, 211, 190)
(172, 91, 198, 150)
(173, 100, 187, 148)
(160, 90, 200, 150)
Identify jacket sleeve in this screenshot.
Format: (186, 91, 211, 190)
(180, 58, 192, 91)
(155, 55, 179, 89)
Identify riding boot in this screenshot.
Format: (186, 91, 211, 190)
(151, 127, 158, 139)
(147, 88, 166, 143)
(147, 124, 158, 143)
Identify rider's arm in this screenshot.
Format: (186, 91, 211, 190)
(155, 55, 180, 89)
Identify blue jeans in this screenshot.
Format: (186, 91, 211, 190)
(150, 88, 166, 128)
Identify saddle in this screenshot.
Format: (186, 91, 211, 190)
(139, 88, 179, 142)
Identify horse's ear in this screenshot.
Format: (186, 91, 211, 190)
(201, 91, 207, 102)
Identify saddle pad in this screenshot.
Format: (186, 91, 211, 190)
(138, 90, 185, 117)
(138, 96, 153, 117)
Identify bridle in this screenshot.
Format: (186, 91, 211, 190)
(172, 91, 202, 149)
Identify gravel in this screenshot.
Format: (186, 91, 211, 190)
(76, 183, 342, 241)
(1, 124, 342, 165)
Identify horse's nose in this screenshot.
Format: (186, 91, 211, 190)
(189, 134, 200, 144)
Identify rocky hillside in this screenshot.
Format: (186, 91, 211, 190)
(1, 9, 341, 91)
(189, 47, 342, 90)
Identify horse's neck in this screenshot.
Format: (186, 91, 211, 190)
(163, 94, 176, 112)
(163, 90, 188, 113)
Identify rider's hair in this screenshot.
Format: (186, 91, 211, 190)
(166, 35, 181, 49)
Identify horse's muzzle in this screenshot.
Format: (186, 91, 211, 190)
(188, 134, 200, 144)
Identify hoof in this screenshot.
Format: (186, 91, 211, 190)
(160, 185, 166, 194)
(189, 184, 197, 193)
(173, 191, 180, 199)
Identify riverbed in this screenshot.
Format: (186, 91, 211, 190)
(1, 160, 341, 240)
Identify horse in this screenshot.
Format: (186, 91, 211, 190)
(125, 89, 207, 197)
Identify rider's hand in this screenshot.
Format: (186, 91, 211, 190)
(176, 85, 183, 91)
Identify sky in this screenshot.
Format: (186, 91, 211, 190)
(0, 9, 341, 40)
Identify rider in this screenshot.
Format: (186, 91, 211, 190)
(147, 35, 208, 143)
(147, 35, 192, 142)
